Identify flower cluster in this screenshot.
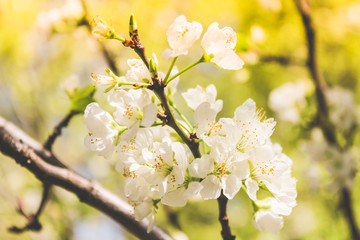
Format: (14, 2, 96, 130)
(84, 15, 296, 234)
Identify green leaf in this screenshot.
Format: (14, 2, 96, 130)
(70, 85, 96, 113)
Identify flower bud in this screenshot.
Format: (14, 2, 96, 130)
(129, 13, 137, 36)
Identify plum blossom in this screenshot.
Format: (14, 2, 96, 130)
(107, 89, 157, 139)
(125, 59, 152, 83)
(201, 23, 244, 70)
(84, 103, 124, 158)
(163, 15, 203, 59)
(245, 143, 297, 206)
(182, 84, 223, 113)
(253, 197, 291, 234)
(189, 148, 249, 200)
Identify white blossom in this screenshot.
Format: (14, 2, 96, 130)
(162, 15, 203, 59)
(253, 197, 293, 234)
(108, 89, 157, 139)
(253, 208, 283, 234)
(84, 103, 119, 158)
(269, 79, 310, 123)
(201, 23, 244, 70)
(182, 84, 223, 113)
(125, 59, 152, 83)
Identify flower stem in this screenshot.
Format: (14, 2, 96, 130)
(163, 57, 178, 83)
(113, 35, 125, 42)
(165, 56, 205, 85)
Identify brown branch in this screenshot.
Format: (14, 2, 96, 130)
(0, 116, 173, 240)
(217, 192, 235, 240)
(293, 0, 336, 144)
(294, 1, 360, 239)
(9, 110, 77, 233)
(260, 54, 304, 66)
(44, 110, 78, 151)
(340, 188, 360, 240)
(8, 184, 50, 233)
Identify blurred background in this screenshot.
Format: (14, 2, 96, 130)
(0, 0, 360, 239)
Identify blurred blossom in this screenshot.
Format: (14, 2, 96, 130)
(257, 0, 282, 12)
(251, 25, 266, 44)
(36, 0, 83, 33)
(269, 79, 312, 123)
(62, 74, 80, 96)
(301, 128, 356, 190)
(240, 51, 259, 65)
(326, 87, 355, 134)
(303, 164, 321, 192)
(234, 69, 250, 83)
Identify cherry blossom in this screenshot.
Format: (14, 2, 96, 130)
(201, 22, 244, 70)
(162, 15, 203, 59)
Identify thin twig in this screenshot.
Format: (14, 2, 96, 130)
(9, 110, 78, 233)
(44, 110, 78, 151)
(294, 1, 360, 239)
(0, 116, 173, 240)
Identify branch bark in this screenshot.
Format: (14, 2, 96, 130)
(294, 1, 359, 239)
(0, 116, 173, 240)
(217, 192, 235, 240)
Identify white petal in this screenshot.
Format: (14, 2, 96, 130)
(200, 175, 222, 200)
(253, 209, 284, 234)
(134, 200, 152, 221)
(245, 178, 259, 201)
(147, 213, 156, 233)
(189, 155, 214, 178)
(141, 103, 158, 127)
(161, 188, 187, 207)
(222, 174, 242, 199)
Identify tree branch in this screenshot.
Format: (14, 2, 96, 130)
(44, 110, 78, 151)
(294, 1, 359, 239)
(0, 116, 173, 240)
(217, 192, 235, 240)
(293, 0, 336, 144)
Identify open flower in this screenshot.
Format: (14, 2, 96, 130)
(182, 84, 223, 113)
(84, 103, 121, 158)
(162, 15, 203, 59)
(108, 89, 157, 139)
(253, 197, 293, 234)
(125, 58, 152, 83)
(201, 22, 244, 70)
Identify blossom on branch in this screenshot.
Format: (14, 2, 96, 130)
(163, 15, 203, 59)
(201, 23, 244, 70)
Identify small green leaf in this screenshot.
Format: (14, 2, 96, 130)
(70, 85, 96, 113)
